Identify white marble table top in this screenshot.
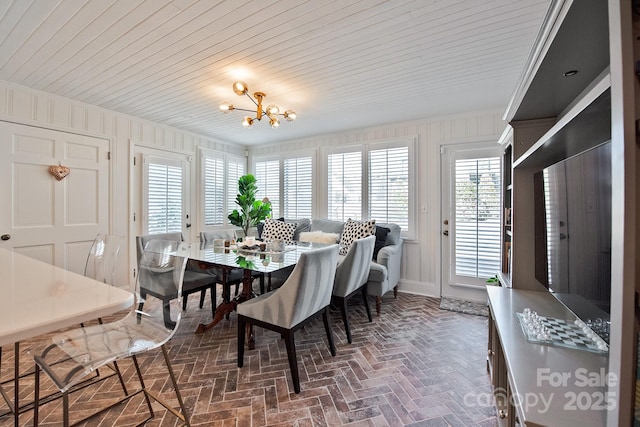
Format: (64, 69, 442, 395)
(0, 248, 134, 346)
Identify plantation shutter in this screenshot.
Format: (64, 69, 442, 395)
(203, 155, 224, 226)
(328, 151, 362, 221)
(145, 157, 183, 234)
(255, 160, 280, 217)
(453, 156, 501, 278)
(368, 147, 409, 229)
(284, 156, 312, 219)
(227, 157, 246, 218)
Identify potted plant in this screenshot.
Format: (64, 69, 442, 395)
(228, 174, 271, 238)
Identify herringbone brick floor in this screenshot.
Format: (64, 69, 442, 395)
(0, 290, 498, 426)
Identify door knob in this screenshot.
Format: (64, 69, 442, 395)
(443, 230, 449, 236)
(1, 234, 10, 241)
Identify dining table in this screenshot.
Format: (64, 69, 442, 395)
(189, 241, 322, 348)
(0, 247, 134, 425)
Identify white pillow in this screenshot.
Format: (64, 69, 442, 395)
(299, 231, 340, 244)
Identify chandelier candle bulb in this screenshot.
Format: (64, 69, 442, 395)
(220, 81, 296, 128)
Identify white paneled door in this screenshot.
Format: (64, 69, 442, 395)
(441, 143, 502, 302)
(0, 122, 110, 273)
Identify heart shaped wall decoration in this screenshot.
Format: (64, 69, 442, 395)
(49, 164, 70, 181)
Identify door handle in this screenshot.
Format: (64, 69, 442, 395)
(1, 234, 10, 241)
(443, 230, 449, 236)
(186, 223, 191, 228)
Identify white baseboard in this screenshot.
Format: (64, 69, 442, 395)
(396, 280, 439, 298)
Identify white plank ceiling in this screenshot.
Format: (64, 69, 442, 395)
(0, 0, 550, 146)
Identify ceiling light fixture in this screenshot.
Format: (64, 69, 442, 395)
(220, 81, 296, 129)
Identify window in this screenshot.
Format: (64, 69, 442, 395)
(328, 151, 362, 221)
(284, 157, 313, 218)
(255, 159, 280, 217)
(201, 149, 245, 227)
(326, 141, 413, 234)
(453, 156, 501, 278)
(203, 156, 224, 226)
(227, 157, 245, 217)
(369, 147, 409, 229)
(144, 157, 184, 234)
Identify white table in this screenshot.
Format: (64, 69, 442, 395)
(0, 248, 134, 424)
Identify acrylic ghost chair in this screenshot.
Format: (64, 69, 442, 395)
(332, 235, 376, 344)
(237, 244, 339, 393)
(33, 239, 192, 426)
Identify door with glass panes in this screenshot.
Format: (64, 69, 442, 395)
(130, 147, 191, 280)
(441, 144, 502, 302)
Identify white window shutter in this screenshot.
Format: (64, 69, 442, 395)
(368, 147, 409, 229)
(146, 160, 183, 234)
(255, 160, 280, 217)
(328, 152, 362, 221)
(284, 157, 312, 219)
(453, 156, 501, 278)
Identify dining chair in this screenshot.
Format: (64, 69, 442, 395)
(33, 239, 192, 426)
(84, 233, 125, 287)
(237, 244, 339, 393)
(200, 231, 265, 300)
(332, 235, 376, 344)
(137, 232, 216, 327)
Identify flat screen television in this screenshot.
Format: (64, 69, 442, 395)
(534, 141, 611, 342)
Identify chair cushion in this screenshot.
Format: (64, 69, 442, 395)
(373, 226, 390, 260)
(338, 219, 376, 255)
(262, 218, 297, 243)
(310, 219, 345, 235)
(299, 231, 340, 244)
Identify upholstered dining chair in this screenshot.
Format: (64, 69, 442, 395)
(200, 230, 242, 302)
(333, 235, 376, 344)
(237, 244, 339, 393)
(33, 240, 192, 426)
(137, 232, 216, 327)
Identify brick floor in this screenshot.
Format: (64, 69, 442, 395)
(0, 290, 497, 426)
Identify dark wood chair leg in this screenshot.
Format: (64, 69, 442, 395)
(210, 285, 216, 317)
(322, 307, 336, 356)
(338, 296, 352, 344)
(393, 285, 398, 298)
(199, 289, 206, 308)
(362, 286, 372, 322)
(283, 330, 300, 393)
(237, 316, 246, 367)
(163, 299, 176, 329)
(182, 294, 188, 311)
(376, 296, 382, 316)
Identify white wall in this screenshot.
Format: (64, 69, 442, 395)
(250, 112, 507, 297)
(0, 80, 244, 286)
(0, 79, 506, 297)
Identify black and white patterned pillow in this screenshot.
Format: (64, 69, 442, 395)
(262, 218, 298, 243)
(339, 218, 376, 255)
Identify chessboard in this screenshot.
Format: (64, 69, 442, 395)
(515, 312, 609, 354)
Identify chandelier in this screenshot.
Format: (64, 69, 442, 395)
(219, 81, 296, 128)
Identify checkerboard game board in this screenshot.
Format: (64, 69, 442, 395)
(515, 312, 608, 354)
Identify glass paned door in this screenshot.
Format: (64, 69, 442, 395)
(441, 144, 502, 300)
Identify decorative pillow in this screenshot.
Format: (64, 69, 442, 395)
(257, 217, 284, 239)
(262, 218, 297, 243)
(373, 226, 390, 260)
(299, 231, 340, 244)
(339, 219, 376, 255)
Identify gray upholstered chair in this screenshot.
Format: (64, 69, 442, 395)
(333, 235, 376, 344)
(200, 230, 245, 304)
(136, 232, 216, 327)
(237, 244, 340, 393)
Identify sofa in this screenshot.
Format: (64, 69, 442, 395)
(260, 217, 403, 315)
